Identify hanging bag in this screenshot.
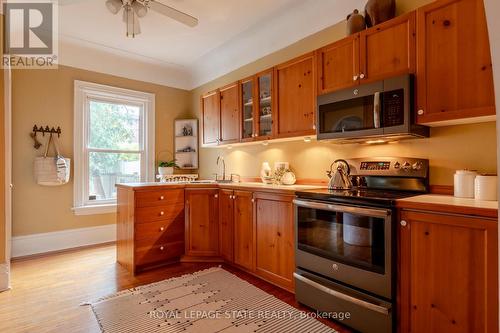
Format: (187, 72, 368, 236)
(34, 134, 71, 186)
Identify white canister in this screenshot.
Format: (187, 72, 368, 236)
(474, 175, 498, 201)
(454, 170, 478, 198)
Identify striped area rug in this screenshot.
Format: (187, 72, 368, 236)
(90, 267, 337, 333)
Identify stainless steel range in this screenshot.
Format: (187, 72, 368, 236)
(294, 157, 429, 333)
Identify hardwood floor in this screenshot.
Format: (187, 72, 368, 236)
(0, 244, 352, 333)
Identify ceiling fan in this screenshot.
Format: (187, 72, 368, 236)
(104, 0, 199, 38)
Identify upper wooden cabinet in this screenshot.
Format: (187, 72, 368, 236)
(318, 12, 416, 95)
(201, 91, 220, 146)
(416, 0, 495, 124)
(240, 69, 276, 142)
(184, 189, 220, 258)
(399, 210, 498, 333)
(276, 53, 316, 137)
(360, 12, 416, 84)
(255, 192, 295, 291)
(219, 83, 240, 144)
(317, 34, 360, 94)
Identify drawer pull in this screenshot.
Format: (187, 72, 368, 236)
(160, 196, 165, 200)
(160, 246, 164, 251)
(160, 227, 165, 231)
(160, 211, 165, 216)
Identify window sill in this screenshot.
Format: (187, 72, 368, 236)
(72, 204, 117, 216)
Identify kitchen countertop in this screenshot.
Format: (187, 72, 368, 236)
(397, 194, 499, 219)
(116, 181, 325, 195)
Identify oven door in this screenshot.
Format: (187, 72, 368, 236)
(294, 199, 393, 298)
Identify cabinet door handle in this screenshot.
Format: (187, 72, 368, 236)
(417, 109, 424, 116)
(400, 220, 408, 227)
(359, 73, 365, 79)
(160, 246, 165, 251)
(353, 75, 359, 81)
(160, 211, 165, 216)
(214, 194, 219, 198)
(251, 198, 255, 203)
(159, 196, 164, 200)
(160, 227, 165, 232)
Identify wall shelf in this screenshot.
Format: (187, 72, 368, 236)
(174, 119, 198, 170)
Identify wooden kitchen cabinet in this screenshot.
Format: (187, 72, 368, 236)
(276, 53, 316, 137)
(318, 12, 415, 94)
(184, 188, 220, 259)
(233, 190, 255, 271)
(317, 34, 360, 94)
(218, 189, 234, 262)
(116, 186, 185, 274)
(359, 11, 416, 84)
(219, 82, 240, 144)
(398, 210, 498, 333)
(416, 0, 495, 124)
(201, 91, 221, 146)
(255, 192, 295, 291)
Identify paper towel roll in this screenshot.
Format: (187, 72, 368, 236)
(454, 170, 477, 198)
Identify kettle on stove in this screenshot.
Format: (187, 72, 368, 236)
(327, 159, 353, 190)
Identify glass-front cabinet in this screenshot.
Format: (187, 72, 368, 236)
(241, 78, 255, 141)
(240, 69, 275, 141)
(256, 71, 274, 138)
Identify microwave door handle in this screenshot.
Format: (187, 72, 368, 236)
(293, 199, 391, 218)
(373, 92, 381, 129)
(293, 273, 391, 315)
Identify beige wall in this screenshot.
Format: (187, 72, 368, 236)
(12, 65, 191, 236)
(191, 0, 497, 186)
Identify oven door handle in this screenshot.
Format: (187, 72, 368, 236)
(294, 273, 391, 316)
(293, 199, 391, 218)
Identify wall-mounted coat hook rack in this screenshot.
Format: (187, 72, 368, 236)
(32, 125, 62, 138)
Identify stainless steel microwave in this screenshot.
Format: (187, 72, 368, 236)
(316, 75, 429, 142)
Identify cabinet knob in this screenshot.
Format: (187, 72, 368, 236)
(160, 246, 164, 251)
(251, 198, 255, 203)
(359, 73, 365, 79)
(353, 75, 359, 81)
(400, 220, 408, 227)
(312, 124, 316, 130)
(417, 109, 424, 116)
(214, 194, 219, 198)
(160, 211, 165, 216)
(160, 227, 165, 231)
(159, 196, 164, 200)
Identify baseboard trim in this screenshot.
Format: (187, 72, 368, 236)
(12, 224, 116, 258)
(0, 263, 10, 292)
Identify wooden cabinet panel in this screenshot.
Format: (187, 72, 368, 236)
(201, 91, 220, 146)
(135, 217, 184, 243)
(220, 83, 240, 144)
(219, 189, 234, 262)
(233, 190, 254, 271)
(255, 193, 295, 291)
(399, 210, 498, 333)
(317, 35, 359, 94)
(276, 53, 316, 137)
(135, 241, 184, 267)
(416, 0, 495, 124)
(185, 189, 219, 256)
(135, 189, 184, 208)
(360, 12, 416, 83)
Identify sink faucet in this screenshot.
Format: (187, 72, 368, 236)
(216, 156, 226, 181)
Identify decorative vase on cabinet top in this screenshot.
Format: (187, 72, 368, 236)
(347, 9, 366, 35)
(365, 0, 396, 27)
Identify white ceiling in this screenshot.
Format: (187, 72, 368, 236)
(58, 0, 366, 89)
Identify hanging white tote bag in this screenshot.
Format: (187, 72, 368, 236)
(34, 134, 71, 186)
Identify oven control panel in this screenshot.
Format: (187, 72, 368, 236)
(348, 157, 429, 178)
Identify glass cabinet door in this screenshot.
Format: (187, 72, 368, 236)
(257, 72, 273, 137)
(241, 79, 254, 140)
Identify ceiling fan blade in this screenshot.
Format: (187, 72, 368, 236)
(132, 1, 148, 18)
(123, 6, 141, 37)
(106, 0, 123, 15)
(149, 0, 198, 27)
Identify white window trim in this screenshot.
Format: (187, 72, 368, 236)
(73, 80, 155, 216)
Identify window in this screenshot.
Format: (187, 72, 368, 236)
(73, 81, 155, 215)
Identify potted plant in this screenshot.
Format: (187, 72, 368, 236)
(158, 159, 179, 175)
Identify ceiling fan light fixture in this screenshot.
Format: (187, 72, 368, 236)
(132, 1, 147, 18)
(105, 0, 122, 14)
(123, 5, 141, 38)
